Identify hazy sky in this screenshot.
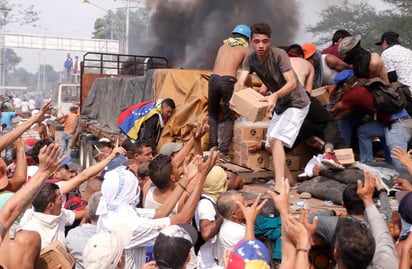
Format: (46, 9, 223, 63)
(6, 0, 388, 73)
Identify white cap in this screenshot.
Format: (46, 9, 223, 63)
(83, 223, 132, 269)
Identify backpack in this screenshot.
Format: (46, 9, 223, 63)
(359, 78, 411, 114)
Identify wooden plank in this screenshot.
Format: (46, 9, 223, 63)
(220, 162, 273, 183)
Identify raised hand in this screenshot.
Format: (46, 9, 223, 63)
(393, 178, 412, 191)
(37, 143, 63, 174)
(237, 193, 267, 225)
(34, 99, 53, 123)
(267, 177, 290, 216)
(391, 147, 412, 168)
(357, 171, 375, 207)
(198, 148, 219, 176)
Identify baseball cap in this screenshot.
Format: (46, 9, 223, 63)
(333, 69, 355, 85)
(83, 223, 132, 269)
(69, 106, 79, 112)
(375, 31, 399, 45)
(338, 34, 361, 55)
(153, 224, 198, 269)
(302, 43, 317, 59)
(159, 142, 183, 156)
(226, 239, 271, 269)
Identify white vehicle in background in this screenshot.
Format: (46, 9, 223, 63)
(55, 83, 80, 116)
(53, 83, 80, 155)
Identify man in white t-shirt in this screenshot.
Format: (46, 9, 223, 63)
(194, 166, 227, 269)
(214, 190, 246, 265)
(21, 183, 75, 249)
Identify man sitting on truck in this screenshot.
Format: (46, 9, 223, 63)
(138, 98, 176, 153)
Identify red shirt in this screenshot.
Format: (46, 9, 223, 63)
(340, 85, 392, 124)
(321, 44, 345, 60)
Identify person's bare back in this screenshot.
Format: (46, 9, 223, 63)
(369, 52, 389, 82)
(290, 57, 315, 92)
(212, 44, 250, 77)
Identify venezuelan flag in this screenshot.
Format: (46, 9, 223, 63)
(117, 100, 162, 139)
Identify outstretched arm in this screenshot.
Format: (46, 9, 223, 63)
(170, 149, 218, 224)
(8, 138, 27, 192)
(0, 101, 52, 152)
(58, 146, 127, 194)
(0, 143, 62, 242)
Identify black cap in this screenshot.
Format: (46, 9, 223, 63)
(375, 31, 399, 45)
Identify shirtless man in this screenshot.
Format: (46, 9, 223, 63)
(208, 24, 250, 158)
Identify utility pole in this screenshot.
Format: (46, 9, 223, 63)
(125, 0, 130, 54)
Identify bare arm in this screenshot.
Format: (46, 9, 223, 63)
(0, 101, 52, 152)
(262, 69, 297, 118)
(170, 150, 218, 224)
(199, 217, 224, 241)
(0, 143, 61, 241)
(325, 54, 351, 72)
(153, 154, 203, 218)
(58, 146, 127, 194)
(268, 179, 296, 269)
(305, 65, 315, 93)
(8, 138, 27, 192)
(235, 70, 250, 91)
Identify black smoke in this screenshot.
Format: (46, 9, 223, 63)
(138, 0, 299, 69)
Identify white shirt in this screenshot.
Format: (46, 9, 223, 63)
(381, 44, 412, 89)
(195, 195, 218, 269)
(214, 219, 246, 265)
(21, 101, 29, 113)
(21, 208, 75, 249)
(97, 207, 170, 269)
(28, 99, 36, 110)
(13, 97, 22, 108)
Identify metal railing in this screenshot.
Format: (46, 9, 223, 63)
(82, 52, 169, 76)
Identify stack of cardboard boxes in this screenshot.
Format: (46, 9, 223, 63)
(229, 122, 270, 169)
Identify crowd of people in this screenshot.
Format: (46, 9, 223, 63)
(0, 21, 411, 269)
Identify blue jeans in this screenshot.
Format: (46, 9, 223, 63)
(385, 119, 412, 168)
(357, 121, 385, 164)
(60, 132, 73, 157)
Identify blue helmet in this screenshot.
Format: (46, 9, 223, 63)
(232, 24, 251, 39)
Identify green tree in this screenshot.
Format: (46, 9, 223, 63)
(92, 5, 148, 52)
(3, 48, 21, 72)
(306, 0, 412, 50)
(0, 0, 39, 28)
(92, 9, 125, 40)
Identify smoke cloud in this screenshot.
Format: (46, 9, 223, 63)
(137, 0, 299, 69)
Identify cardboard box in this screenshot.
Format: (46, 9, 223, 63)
(311, 87, 330, 106)
(268, 154, 300, 171)
(231, 88, 269, 122)
(231, 151, 269, 169)
(334, 148, 355, 165)
(36, 241, 75, 269)
(233, 125, 268, 141)
(229, 140, 269, 169)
